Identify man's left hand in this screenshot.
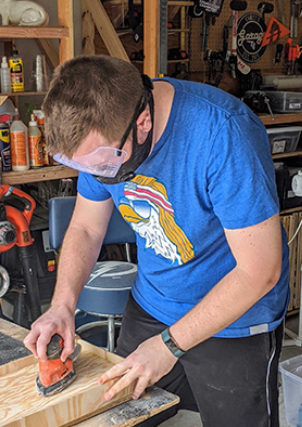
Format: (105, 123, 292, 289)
(98, 334, 178, 400)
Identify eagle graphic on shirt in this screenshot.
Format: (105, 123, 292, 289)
(118, 175, 194, 265)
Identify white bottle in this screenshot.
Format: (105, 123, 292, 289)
(1, 57, 10, 94)
(10, 108, 29, 172)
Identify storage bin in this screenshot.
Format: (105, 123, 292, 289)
(279, 355, 302, 426)
(265, 91, 302, 113)
(267, 126, 302, 154)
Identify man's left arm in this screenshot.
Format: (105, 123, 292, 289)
(98, 213, 283, 400)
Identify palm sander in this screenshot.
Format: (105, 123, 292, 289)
(36, 334, 81, 397)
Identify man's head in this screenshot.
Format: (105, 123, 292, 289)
(43, 55, 145, 158)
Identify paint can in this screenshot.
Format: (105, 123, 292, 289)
(0, 123, 12, 172)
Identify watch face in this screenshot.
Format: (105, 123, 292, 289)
(165, 338, 180, 355)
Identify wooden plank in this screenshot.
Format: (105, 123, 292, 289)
(0, 318, 28, 342)
(272, 151, 302, 160)
(281, 206, 302, 215)
(82, 0, 96, 55)
(1, 166, 78, 185)
(77, 387, 180, 427)
(6, 91, 48, 97)
(0, 320, 179, 427)
(85, 0, 129, 61)
(58, 0, 74, 64)
(103, 0, 194, 5)
(0, 339, 135, 427)
(0, 26, 69, 38)
(259, 113, 302, 125)
(144, 0, 158, 78)
(36, 39, 60, 69)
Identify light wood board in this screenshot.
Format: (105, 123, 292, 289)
(0, 339, 135, 427)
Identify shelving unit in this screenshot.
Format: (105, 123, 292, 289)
(0, 0, 74, 185)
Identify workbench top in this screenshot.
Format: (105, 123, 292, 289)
(0, 318, 179, 427)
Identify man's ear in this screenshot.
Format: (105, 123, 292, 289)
(136, 107, 152, 134)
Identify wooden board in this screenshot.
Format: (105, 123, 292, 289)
(0, 339, 135, 427)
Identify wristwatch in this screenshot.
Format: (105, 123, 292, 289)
(161, 328, 185, 358)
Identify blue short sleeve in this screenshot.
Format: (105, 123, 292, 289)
(207, 114, 279, 229)
(77, 171, 111, 201)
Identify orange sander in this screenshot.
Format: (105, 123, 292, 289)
(36, 334, 81, 397)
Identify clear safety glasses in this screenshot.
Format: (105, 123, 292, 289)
(53, 146, 127, 178)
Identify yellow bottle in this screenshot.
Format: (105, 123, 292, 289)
(9, 50, 24, 93)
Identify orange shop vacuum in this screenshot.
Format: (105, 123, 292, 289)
(0, 184, 41, 325)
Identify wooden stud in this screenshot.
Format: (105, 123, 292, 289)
(85, 0, 129, 61)
(144, 0, 158, 78)
(180, 6, 186, 51)
(82, 0, 96, 55)
(57, 0, 74, 64)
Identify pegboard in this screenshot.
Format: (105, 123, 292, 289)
(189, 0, 301, 77)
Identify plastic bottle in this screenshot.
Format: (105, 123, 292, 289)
(34, 110, 49, 166)
(10, 109, 29, 172)
(1, 57, 11, 94)
(9, 50, 24, 93)
(28, 114, 43, 168)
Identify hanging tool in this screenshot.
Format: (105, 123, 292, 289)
(0, 185, 41, 323)
(36, 334, 82, 397)
(274, 44, 284, 64)
(229, 0, 248, 78)
(257, 2, 274, 21)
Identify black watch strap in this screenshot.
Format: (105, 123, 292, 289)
(161, 328, 185, 358)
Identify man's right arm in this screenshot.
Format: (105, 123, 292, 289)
(24, 194, 114, 361)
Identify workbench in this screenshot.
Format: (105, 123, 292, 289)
(0, 318, 179, 427)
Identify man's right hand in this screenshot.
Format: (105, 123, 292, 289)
(23, 305, 75, 363)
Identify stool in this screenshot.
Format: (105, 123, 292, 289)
(49, 197, 137, 352)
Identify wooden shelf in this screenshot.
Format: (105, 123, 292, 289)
(280, 206, 302, 215)
(117, 28, 190, 36)
(272, 151, 302, 160)
(104, 0, 194, 5)
(1, 166, 78, 185)
(259, 113, 302, 126)
(168, 28, 190, 33)
(5, 91, 48, 96)
(0, 26, 69, 39)
(132, 59, 189, 64)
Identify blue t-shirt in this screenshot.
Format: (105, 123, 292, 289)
(77, 77, 289, 338)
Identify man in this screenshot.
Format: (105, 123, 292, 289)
(24, 55, 289, 427)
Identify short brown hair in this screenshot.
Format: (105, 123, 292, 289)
(43, 55, 144, 157)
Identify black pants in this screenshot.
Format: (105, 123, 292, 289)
(116, 294, 284, 427)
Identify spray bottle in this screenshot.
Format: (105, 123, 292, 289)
(1, 57, 11, 94)
(10, 108, 29, 172)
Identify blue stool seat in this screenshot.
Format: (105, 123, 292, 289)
(78, 261, 137, 315)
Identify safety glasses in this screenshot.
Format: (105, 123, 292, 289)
(53, 146, 127, 178)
